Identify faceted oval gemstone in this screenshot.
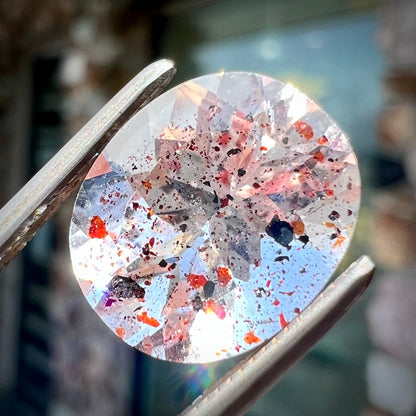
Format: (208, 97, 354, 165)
(69, 72, 360, 363)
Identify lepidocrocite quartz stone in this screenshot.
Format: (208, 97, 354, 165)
(69, 71, 360, 363)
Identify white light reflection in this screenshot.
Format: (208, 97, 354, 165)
(189, 311, 234, 362)
(281, 83, 307, 121)
(261, 134, 276, 151)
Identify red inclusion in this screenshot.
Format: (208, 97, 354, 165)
(187, 274, 208, 288)
(280, 291, 295, 296)
(220, 198, 229, 208)
(216, 170, 230, 185)
(168, 159, 181, 171)
(279, 312, 288, 328)
(273, 299, 280, 306)
(325, 189, 334, 197)
(218, 132, 232, 146)
(217, 267, 232, 287)
(88, 215, 108, 239)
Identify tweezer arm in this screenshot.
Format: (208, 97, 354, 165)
(0, 59, 176, 271)
(181, 255, 375, 416)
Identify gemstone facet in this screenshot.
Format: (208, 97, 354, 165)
(69, 72, 360, 363)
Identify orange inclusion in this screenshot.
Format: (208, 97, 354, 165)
(115, 327, 126, 339)
(244, 330, 262, 345)
(88, 215, 108, 239)
(217, 267, 232, 287)
(294, 121, 314, 140)
(318, 135, 328, 145)
(314, 151, 325, 162)
(137, 311, 160, 327)
(333, 236, 346, 248)
(204, 300, 226, 320)
(141, 180, 152, 189)
(291, 218, 305, 235)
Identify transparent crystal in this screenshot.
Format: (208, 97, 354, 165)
(69, 72, 360, 363)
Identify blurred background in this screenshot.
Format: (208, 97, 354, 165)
(0, 0, 415, 415)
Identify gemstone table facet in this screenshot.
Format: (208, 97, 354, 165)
(69, 72, 361, 363)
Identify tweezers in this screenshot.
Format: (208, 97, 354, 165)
(0, 59, 375, 416)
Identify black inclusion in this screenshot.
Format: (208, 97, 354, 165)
(203, 280, 215, 298)
(108, 275, 145, 299)
(266, 216, 294, 247)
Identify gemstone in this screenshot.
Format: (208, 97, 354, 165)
(69, 72, 360, 363)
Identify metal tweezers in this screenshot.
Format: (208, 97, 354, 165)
(0, 59, 375, 416)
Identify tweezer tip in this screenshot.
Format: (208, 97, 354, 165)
(350, 255, 376, 288)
